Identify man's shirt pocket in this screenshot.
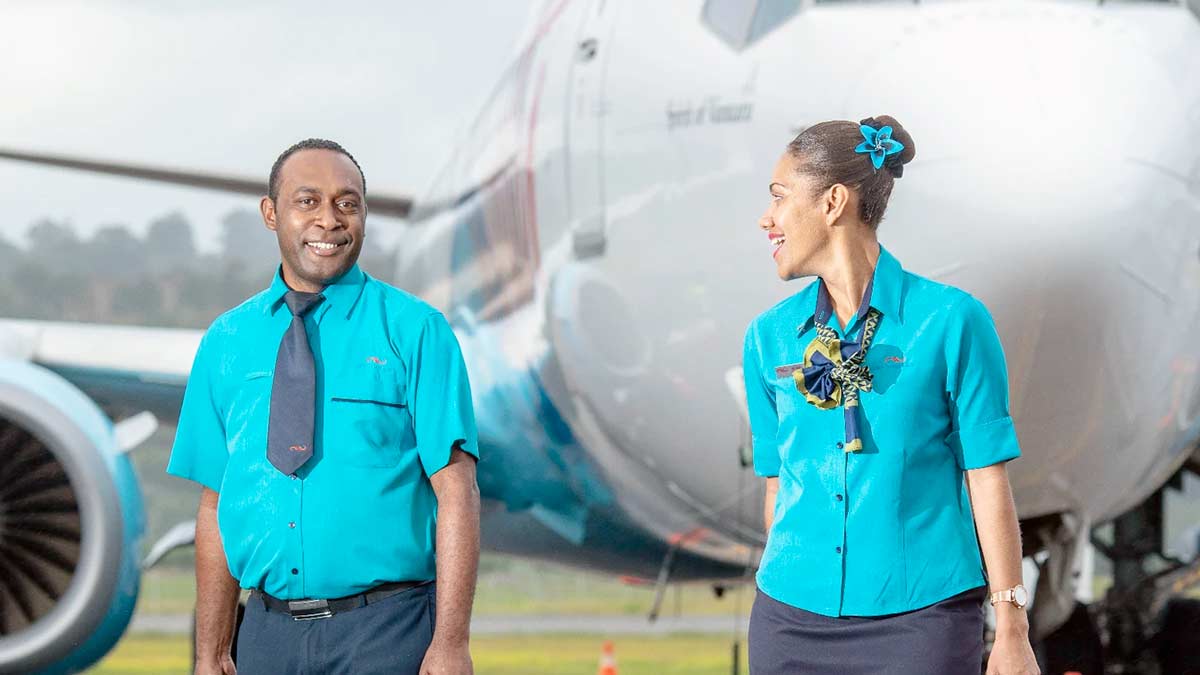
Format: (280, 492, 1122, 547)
(226, 370, 272, 456)
(326, 365, 412, 468)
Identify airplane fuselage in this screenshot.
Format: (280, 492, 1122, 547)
(397, 0, 1200, 576)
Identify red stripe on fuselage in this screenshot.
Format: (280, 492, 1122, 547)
(524, 65, 547, 268)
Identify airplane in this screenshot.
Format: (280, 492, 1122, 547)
(2, 0, 1200, 672)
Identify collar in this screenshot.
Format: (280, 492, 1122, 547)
(263, 264, 367, 323)
(807, 244, 904, 331)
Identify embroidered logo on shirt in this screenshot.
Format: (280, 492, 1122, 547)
(366, 356, 387, 365)
(884, 356, 905, 364)
(288, 445, 308, 453)
(774, 362, 806, 379)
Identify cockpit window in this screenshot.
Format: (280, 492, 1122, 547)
(748, 1, 803, 41)
(702, 0, 801, 51)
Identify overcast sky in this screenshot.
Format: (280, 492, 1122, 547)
(0, 1, 536, 253)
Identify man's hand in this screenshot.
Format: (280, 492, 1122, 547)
(419, 638, 473, 675)
(194, 654, 236, 675)
(193, 489, 240, 674)
(426, 449, 479, 675)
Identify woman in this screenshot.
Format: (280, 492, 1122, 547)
(743, 116, 1039, 674)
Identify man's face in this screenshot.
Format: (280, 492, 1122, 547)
(261, 149, 365, 292)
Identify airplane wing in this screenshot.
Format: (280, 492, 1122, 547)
(0, 318, 201, 422)
(0, 144, 430, 421)
(0, 147, 414, 219)
(0, 141, 531, 413)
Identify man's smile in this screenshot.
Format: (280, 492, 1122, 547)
(305, 239, 349, 257)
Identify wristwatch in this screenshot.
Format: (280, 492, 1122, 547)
(989, 584, 1029, 609)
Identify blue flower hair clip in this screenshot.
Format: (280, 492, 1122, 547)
(854, 124, 904, 171)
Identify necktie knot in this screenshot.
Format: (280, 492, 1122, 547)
(285, 291, 324, 317)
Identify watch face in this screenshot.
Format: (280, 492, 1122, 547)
(1013, 586, 1029, 608)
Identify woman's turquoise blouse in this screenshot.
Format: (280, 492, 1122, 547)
(743, 245, 1021, 617)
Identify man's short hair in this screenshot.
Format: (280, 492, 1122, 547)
(268, 138, 366, 201)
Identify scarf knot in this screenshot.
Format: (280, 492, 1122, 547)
(793, 309, 881, 452)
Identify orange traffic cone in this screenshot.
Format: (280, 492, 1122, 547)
(597, 640, 618, 675)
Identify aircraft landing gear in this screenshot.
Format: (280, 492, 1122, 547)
(1038, 601, 1104, 675)
(1019, 458, 1200, 675)
(1094, 491, 1168, 673)
(1086, 467, 1200, 674)
(1156, 597, 1200, 675)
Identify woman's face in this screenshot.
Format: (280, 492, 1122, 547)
(759, 153, 828, 281)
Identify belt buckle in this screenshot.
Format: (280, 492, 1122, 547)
(287, 599, 333, 621)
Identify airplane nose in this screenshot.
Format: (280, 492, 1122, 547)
(849, 3, 1185, 203)
(846, 1, 1195, 294)
(845, 3, 1200, 519)
(546, 1, 1200, 549)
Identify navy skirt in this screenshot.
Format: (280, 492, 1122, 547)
(749, 586, 985, 675)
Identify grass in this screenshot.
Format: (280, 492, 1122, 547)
(89, 634, 190, 674)
(472, 634, 749, 675)
(135, 568, 199, 615)
(90, 633, 750, 675)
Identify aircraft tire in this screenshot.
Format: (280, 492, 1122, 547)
(1157, 597, 1200, 674)
(1037, 601, 1103, 675)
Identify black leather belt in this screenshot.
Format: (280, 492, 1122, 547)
(255, 580, 431, 620)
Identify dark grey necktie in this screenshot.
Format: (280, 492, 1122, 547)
(266, 290, 324, 475)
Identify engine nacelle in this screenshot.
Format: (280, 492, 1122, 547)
(0, 360, 145, 674)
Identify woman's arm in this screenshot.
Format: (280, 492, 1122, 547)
(763, 477, 779, 532)
(967, 463, 1039, 675)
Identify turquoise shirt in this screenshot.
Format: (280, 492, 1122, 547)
(743, 246, 1020, 617)
(168, 265, 479, 600)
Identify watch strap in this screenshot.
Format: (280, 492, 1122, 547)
(989, 585, 1026, 608)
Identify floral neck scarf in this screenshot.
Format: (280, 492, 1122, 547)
(794, 279, 881, 453)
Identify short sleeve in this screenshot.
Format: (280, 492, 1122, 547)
(743, 321, 780, 477)
(167, 332, 229, 491)
(407, 312, 479, 476)
(945, 296, 1022, 470)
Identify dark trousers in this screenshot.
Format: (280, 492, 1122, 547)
(236, 582, 436, 675)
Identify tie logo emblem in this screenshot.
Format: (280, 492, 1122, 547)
(288, 445, 308, 453)
(366, 356, 387, 365)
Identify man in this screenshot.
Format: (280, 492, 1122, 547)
(168, 139, 480, 675)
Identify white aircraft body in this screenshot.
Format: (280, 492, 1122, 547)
(1, 1, 1199, 672)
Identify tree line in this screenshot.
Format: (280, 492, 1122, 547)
(0, 209, 396, 328)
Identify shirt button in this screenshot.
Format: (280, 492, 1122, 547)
(835, 546, 842, 554)
(288, 522, 296, 529)
(836, 442, 844, 449)
(291, 568, 298, 575)
(835, 494, 844, 502)
(291, 475, 298, 480)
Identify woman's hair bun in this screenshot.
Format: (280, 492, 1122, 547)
(860, 115, 916, 178)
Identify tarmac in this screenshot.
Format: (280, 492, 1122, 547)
(130, 613, 748, 635)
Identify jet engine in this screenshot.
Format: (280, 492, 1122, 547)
(0, 361, 144, 674)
